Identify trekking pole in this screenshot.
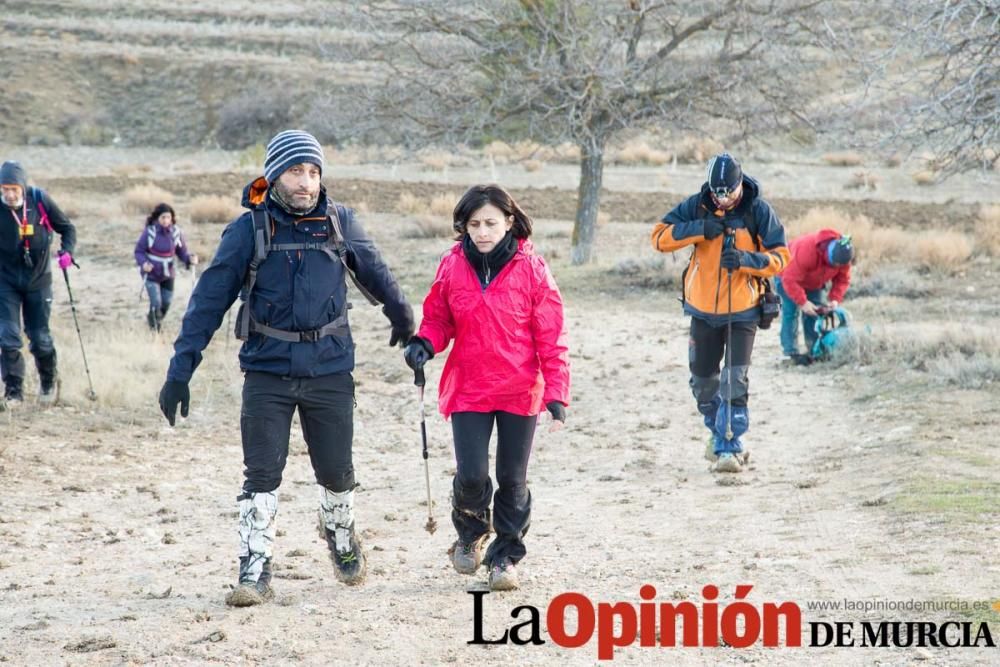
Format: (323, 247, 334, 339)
(724, 228, 735, 440)
(61, 267, 97, 401)
(415, 366, 437, 534)
(139, 273, 148, 301)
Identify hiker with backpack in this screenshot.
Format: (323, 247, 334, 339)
(0, 161, 77, 409)
(402, 184, 570, 591)
(134, 202, 198, 332)
(775, 229, 854, 363)
(156, 130, 415, 606)
(651, 153, 789, 473)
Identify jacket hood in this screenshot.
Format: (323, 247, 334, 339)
(0, 161, 28, 191)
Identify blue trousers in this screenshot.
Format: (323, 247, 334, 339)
(775, 278, 825, 356)
(0, 281, 57, 389)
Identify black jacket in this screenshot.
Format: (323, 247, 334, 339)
(0, 187, 77, 291)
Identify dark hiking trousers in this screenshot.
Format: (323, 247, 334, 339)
(240, 371, 356, 494)
(451, 410, 537, 567)
(689, 316, 757, 410)
(0, 281, 57, 390)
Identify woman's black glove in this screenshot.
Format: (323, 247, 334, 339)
(403, 336, 434, 370)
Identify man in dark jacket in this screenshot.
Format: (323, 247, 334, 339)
(0, 161, 76, 409)
(157, 130, 415, 606)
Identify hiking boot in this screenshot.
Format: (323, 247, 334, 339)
(38, 376, 60, 407)
(329, 530, 367, 586)
(225, 557, 274, 607)
(449, 534, 489, 575)
(3, 384, 24, 408)
(488, 557, 519, 591)
(704, 435, 718, 462)
(712, 452, 743, 473)
(318, 487, 366, 586)
(227, 491, 278, 606)
(711, 449, 750, 473)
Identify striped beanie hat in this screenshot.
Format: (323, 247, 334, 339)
(264, 130, 324, 183)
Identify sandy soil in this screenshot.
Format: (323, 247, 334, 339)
(0, 170, 997, 666)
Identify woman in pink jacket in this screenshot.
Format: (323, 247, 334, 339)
(403, 184, 570, 591)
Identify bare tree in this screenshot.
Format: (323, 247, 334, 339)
(870, 0, 999, 173)
(356, 0, 841, 264)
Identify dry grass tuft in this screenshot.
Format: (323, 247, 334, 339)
(856, 323, 1000, 389)
(843, 171, 880, 191)
(913, 232, 972, 269)
(786, 206, 972, 270)
(428, 193, 457, 217)
(188, 195, 241, 224)
(401, 216, 454, 239)
(522, 159, 544, 172)
(614, 140, 672, 166)
(673, 136, 724, 163)
(121, 184, 173, 214)
(396, 192, 424, 216)
(420, 151, 453, 171)
(975, 205, 1000, 257)
(822, 151, 864, 167)
(911, 170, 938, 186)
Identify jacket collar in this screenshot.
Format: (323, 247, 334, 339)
(241, 176, 329, 225)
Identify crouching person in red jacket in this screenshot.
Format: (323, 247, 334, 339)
(775, 228, 854, 359)
(403, 184, 570, 591)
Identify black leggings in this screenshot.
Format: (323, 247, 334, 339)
(240, 371, 355, 494)
(451, 411, 536, 566)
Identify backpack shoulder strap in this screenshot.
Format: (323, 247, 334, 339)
(328, 205, 379, 306)
(238, 210, 271, 337)
(32, 187, 54, 233)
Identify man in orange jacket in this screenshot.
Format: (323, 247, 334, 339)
(652, 154, 789, 472)
(775, 229, 854, 359)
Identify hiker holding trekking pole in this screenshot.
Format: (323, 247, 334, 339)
(134, 203, 198, 332)
(651, 154, 789, 473)
(403, 184, 570, 591)
(0, 161, 77, 409)
(157, 130, 414, 606)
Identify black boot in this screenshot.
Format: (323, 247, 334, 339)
(36, 351, 59, 407)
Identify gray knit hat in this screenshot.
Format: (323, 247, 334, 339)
(0, 161, 28, 191)
(264, 130, 324, 183)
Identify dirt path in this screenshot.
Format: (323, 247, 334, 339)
(1, 238, 995, 665)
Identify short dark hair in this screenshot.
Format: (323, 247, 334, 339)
(147, 202, 176, 227)
(452, 184, 532, 240)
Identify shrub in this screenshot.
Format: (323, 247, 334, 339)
(122, 184, 174, 214)
(188, 195, 242, 224)
(975, 205, 1000, 257)
(216, 94, 294, 150)
(822, 151, 864, 167)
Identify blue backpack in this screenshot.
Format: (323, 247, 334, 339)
(811, 307, 852, 361)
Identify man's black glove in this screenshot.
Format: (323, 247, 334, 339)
(703, 217, 725, 241)
(159, 380, 190, 426)
(403, 336, 434, 370)
(546, 401, 566, 423)
(389, 322, 415, 348)
(720, 247, 743, 271)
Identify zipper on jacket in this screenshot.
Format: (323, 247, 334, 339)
(686, 260, 700, 300)
(483, 255, 491, 290)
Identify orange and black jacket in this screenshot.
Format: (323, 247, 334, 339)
(651, 176, 789, 325)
